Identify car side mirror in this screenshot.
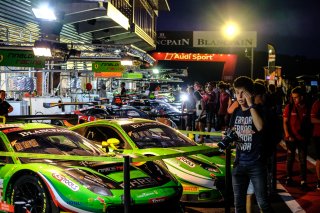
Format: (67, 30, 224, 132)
(102, 138, 120, 152)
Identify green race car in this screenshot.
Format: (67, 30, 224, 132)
(0, 123, 182, 213)
(70, 119, 227, 203)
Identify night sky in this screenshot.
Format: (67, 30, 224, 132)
(157, 0, 320, 59)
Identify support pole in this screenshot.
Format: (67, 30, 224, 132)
(225, 147, 232, 213)
(124, 155, 131, 213)
(250, 47, 254, 79)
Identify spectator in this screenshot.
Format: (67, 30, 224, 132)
(229, 76, 273, 213)
(283, 86, 311, 189)
(0, 90, 13, 116)
(217, 82, 230, 130)
(182, 86, 197, 131)
(311, 96, 320, 190)
(99, 84, 107, 98)
(194, 82, 205, 142)
(120, 82, 127, 96)
(205, 82, 217, 135)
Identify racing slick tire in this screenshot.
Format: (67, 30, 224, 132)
(9, 174, 59, 213)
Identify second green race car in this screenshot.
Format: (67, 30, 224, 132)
(70, 119, 227, 203)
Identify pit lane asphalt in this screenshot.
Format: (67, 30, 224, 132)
(183, 192, 292, 213)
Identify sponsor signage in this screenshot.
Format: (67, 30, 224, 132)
(156, 31, 257, 48)
(0, 50, 45, 68)
(92, 61, 124, 78)
(193, 31, 257, 48)
(157, 31, 193, 47)
(152, 52, 238, 82)
(152, 52, 231, 62)
(122, 72, 143, 79)
(94, 72, 123, 78)
(92, 61, 125, 72)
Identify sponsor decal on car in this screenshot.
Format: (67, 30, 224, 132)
(52, 173, 79, 191)
(12, 139, 39, 151)
(120, 177, 158, 188)
(18, 128, 70, 137)
(176, 157, 195, 168)
(96, 197, 105, 204)
(129, 122, 155, 129)
(98, 166, 123, 173)
(0, 124, 23, 129)
(66, 201, 81, 206)
(1, 127, 23, 134)
(137, 192, 155, 198)
(148, 196, 167, 203)
(183, 186, 199, 192)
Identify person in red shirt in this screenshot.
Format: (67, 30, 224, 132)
(311, 98, 320, 190)
(217, 82, 230, 130)
(283, 86, 310, 188)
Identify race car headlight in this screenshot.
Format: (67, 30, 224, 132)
(90, 186, 112, 196)
(189, 157, 221, 173)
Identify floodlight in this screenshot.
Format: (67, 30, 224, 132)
(222, 22, 239, 39)
(121, 60, 133, 66)
(33, 40, 52, 57)
(32, 5, 57, 21)
(152, 69, 159, 74)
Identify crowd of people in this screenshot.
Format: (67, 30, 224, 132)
(181, 76, 320, 213)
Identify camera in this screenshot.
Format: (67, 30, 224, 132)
(217, 129, 239, 150)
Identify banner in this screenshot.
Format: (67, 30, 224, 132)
(267, 44, 276, 72)
(92, 61, 125, 72)
(193, 31, 257, 48)
(0, 50, 45, 68)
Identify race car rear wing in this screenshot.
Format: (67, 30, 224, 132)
(43, 101, 98, 108)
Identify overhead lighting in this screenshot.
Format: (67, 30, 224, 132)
(32, 5, 57, 21)
(33, 40, 52, 57)
(33, 47, 52, 57)
(121, 60, 133, 66)
(152, 69, 159, 74)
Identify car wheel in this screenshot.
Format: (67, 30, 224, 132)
(10, 174, 58, 213)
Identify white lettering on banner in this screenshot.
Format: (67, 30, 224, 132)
(163, 53, 216, 62)
(234, 115, 255, 151)
(193, 31, 257, 48)
(157, 39, 190, 46)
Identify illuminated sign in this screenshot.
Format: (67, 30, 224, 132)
(152, 52, 238, 81)
(194, 31, 257, 48)
(156, 31, 257, 48)
(94, 72, 122, 78)
(0, 50, 45, 68)
(92, 61, 125, 72)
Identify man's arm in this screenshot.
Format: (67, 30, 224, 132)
(249, 107, 264, 131)
(8, 106, 13, 113)
(311, 101, 320, 124)
(282, 105, 293, 141)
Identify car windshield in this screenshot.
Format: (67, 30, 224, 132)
(6, 128, 104, 163)
(122, 122, 197, 148)
(151, 101, 180, 113)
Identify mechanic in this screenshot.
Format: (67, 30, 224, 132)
(0, 90, 13, 116)
(120, 82, 127, 96)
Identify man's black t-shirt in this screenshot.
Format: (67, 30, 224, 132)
(0, 101, 12, 116)
(229, 106, 264, 165)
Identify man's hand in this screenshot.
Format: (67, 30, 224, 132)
(243, 90, 254, 107)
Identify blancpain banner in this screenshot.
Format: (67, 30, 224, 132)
(193, 31, 257, 48)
